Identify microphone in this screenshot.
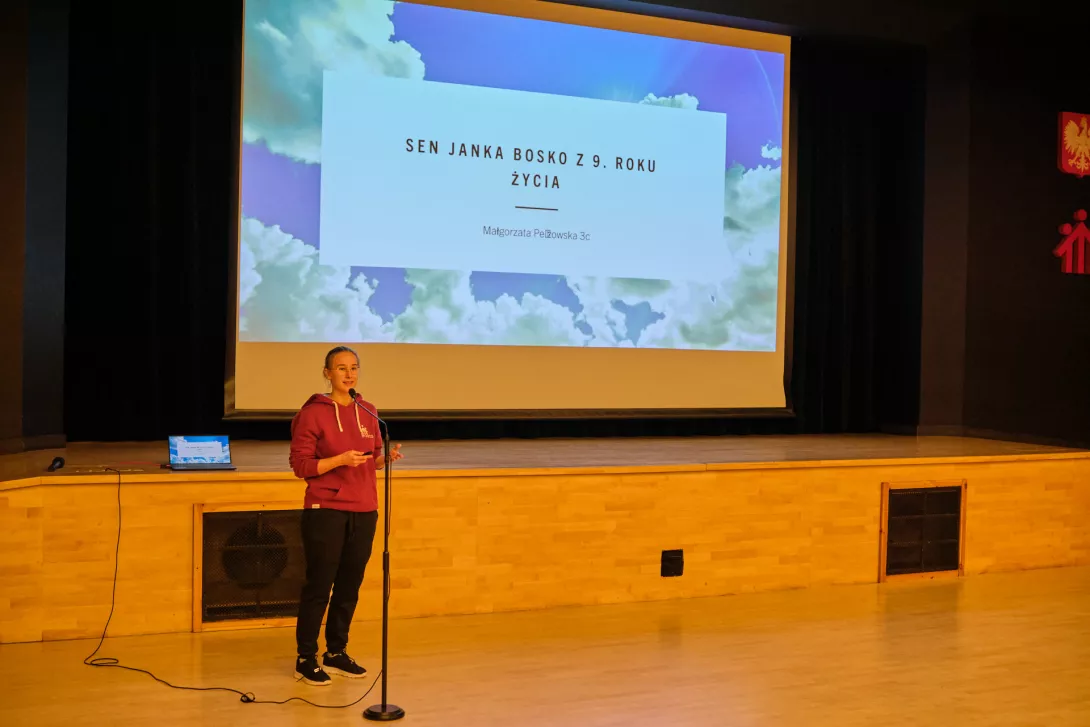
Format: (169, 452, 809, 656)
(47, 456, 65, 472)
(348, 388, 388, 439)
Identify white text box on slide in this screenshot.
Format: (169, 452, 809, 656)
(319, 73, 728, 281)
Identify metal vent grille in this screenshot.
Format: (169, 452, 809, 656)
(885, 486, 962, 576)
(202, 510, 305, 623)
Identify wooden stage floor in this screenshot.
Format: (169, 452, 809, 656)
(2, 566, 1088, 727)
(1, 433, 1083, 482)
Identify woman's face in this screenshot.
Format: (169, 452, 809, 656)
(325, 352, 360, 396)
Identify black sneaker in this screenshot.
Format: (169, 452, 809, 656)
(323, 651, 367, 678)
(294, 656, 331, 686)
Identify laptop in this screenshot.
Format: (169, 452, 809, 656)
(168, 435, 237, 471)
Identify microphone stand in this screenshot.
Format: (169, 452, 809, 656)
(351, 394, 405, 722)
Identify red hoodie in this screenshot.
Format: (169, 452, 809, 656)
(289, 393, 383, 512)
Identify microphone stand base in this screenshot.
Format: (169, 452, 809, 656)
(364, 704, 406, 721)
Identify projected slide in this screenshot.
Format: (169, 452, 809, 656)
(239, 0, 786, 351)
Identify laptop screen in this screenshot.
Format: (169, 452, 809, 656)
(169, 435, 232, 465)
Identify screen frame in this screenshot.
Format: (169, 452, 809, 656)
(224, 0, 797, 422)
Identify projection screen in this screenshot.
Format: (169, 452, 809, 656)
(230, 0, 792, 415)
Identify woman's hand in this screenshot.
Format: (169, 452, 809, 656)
(376, 444, 404, 469)
(316, 449, 370, 475)
(338, 450, 373, 468)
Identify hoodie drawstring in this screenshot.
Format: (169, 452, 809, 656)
(330, 396, 363, 436)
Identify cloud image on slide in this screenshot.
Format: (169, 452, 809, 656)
(242, 0, 424, 163)
(240, 218, 391, 341)
(237, 0, 786, 351)
(241, 219, 592, 346)
(640, 92, 701, 110)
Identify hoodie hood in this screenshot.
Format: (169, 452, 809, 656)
(299, 393, 365, 434)
(299, 393, 344, 409)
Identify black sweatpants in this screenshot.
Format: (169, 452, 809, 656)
(296, 508, 378, 658)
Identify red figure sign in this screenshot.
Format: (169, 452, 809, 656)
(1055, 210, 1090, 274)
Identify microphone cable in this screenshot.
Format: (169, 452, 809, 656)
(81, 467, 382, 708)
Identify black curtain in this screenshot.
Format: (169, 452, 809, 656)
(64, 5, 924, 442)
(65, 0, 243, 441)
(790, 38, 924, 434)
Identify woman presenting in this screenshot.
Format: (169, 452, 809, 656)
(288, 346, 403, 686)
